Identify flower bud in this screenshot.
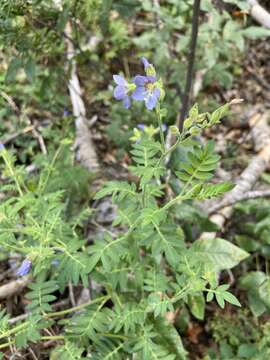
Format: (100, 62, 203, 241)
(183, 118, 193, 129)
(170, 126, 179, 135)
(146, 64, 156, 77)
(189, 126, 200, 135)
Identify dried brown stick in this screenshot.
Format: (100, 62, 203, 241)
(8, 298, 70, 325)
(208, 189, 270, 214)
(65, 22, 99, 172)
(0, 277, 30, 300)
(201, 112, 270, 240)
(248, 0, 270, 29)
(2, 126, 35, 145)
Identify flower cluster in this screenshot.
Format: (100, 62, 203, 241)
(113, 57, 163, 110)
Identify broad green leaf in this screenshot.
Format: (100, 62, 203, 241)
(24, 58, 36, 81)
(190, 237, 249, 271)
(188, 293, 205, 320)
(242, 26, 270, 40)
(215, 293, 225, 309)
(5, 58, 22, 82)
(222, 291, 241, 307)
(237, 343, 257, 359)
(258, 279, 270, 309)
(247, 292, 266, 317)
(240, 271, 267, 316)
(206, 291, 214, 302)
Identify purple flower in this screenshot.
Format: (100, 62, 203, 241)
(141, 57, 151, 71)
(113, 74, 131, 109)
(0, 143, 4, 151)
(63, 109, 70, 117)
(137, 124, 145, 130)
(132, 75, 160, 110)
(16, 259, 32, 276)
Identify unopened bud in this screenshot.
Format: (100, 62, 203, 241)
(170, 126, 179, 135)
(189, 126, 200, 135)
(146, 64, 156, 77)
(183, 118, 193, 129)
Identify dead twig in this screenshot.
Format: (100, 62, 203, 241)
(248, 0, 270, 29)
(0, 277, 30, 300)
(208, 189, 270, 214)
(65, 22, 99, 172)
(68, 282, 76, 307)
(8, 298, 70, 325)
(2, 126, 35, 145)
(201, 112, 270, 240)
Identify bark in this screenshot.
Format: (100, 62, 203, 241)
(248, 0, 270, 29)
(208, 189, 270, 214)
(65, 22, 100, 172)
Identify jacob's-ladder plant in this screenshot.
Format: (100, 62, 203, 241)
(0, 58, 249, 359)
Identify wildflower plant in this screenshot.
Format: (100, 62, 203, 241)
(0, 60, 249, 359)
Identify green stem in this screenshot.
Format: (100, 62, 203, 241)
(172, 284, 190, 303)
(156, 105, 165, 153)
(0, 340, 14, 349)
(160, 184, 196, 212)
(0, 336, 64, 350)
(0, 322, 29, 341)
(1, 149, 24, 196)
(156, 127, 189, 168)
(46, 295, 110, 318)
(41, 335, 64, 341)
(39, 145, 62, 193)
(97, 333, 128, 340)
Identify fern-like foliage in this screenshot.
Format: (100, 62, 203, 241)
(129, 138, 165, 187)
(26, 280, 58, 313)
(63, 306, 110, 342)
(0, 80, 246, 360)
(53, 341, 84, 360)
(176, 141, 220, 184)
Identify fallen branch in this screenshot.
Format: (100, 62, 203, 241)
(208, 189, 270, 214)
(2, 125, 35, 145)
(201, 112, 270, 240)
(248, 0, 270, 29)
(8, 298, 70, 325)
(65, 22, 99, 172)
(0, 277, 30, 300)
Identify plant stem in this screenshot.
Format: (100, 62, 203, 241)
(156, 105, 165, 152)
(1, 149, 24, 196)
(41, 335, 65, 341)
(0, 322, 29, 341)
(46, 295, 110, 318)
(97, 333, 128, 340)
(0, 340, 14, 349)
(179, 0, 201, 130)
(39, 144, 62, 193)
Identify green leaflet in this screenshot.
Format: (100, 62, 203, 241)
(189, 237, 249, 271)
(26, 280, 59, 313)
(176, 141, 220, 184)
